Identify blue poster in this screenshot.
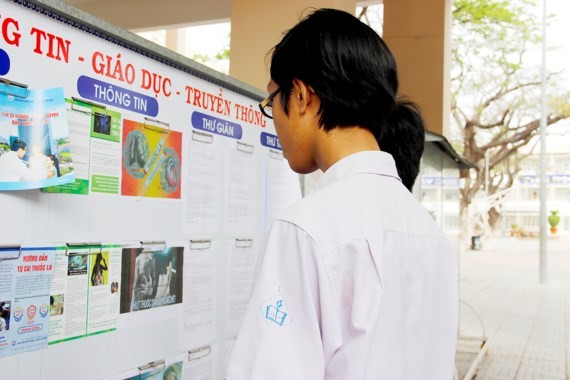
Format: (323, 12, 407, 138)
(0, 86, 74, 190)
(0, 247, 55, 358)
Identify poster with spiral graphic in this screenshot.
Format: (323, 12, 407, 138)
(121, 119, 182, 198)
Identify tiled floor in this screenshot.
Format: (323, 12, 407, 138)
(455, 235, 570, 380)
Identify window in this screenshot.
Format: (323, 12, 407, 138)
(559, 158, 570, 173)
(504, 215, 517, 229)
(522, 160, 539, 173)
(421, 189, 438, 202)
(444, 215, 458, 229)
(522, 215, 539, 227)
(444, 189, 459, 201)
(554, 189, 570, 201)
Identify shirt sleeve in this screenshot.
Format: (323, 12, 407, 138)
(225, 220, 328, 380)
(14, 157, 37, 181)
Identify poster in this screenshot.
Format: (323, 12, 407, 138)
(262, 142, 302, 230)
(182, 241, 217, 348)
(183, 131, 222, 235)
(224, 239, 257, 335)
(223, 142, 257, 233)
(48, 245, 122, 344)
(120, 246, 184, 313)
(0, 86, 74, 190)
(121, 119, 182, 199)
(43, 98, 122, 195)
(0, 246, 55, 358)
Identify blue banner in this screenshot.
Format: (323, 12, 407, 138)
(260, 132, 281, 150)
(77, 76, 159, 117)
(191, 111, 242, 139)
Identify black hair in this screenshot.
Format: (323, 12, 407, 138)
(47, 154, 61, 177)
(10, 139, 26, 152)
(270, 8, 425, 190)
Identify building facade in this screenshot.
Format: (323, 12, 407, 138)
(502, 153, 570, 236)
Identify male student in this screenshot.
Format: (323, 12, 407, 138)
(226, 9, 458, 380)
(0, 139, 37, 182)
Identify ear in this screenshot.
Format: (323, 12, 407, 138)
(291, 79, 316, 115)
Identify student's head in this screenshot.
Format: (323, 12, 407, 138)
(266, 8, 425, 190)
(10, 139, 27, 158)
(47, 155, 60, 176)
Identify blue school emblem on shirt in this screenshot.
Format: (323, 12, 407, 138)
(261, 295, 290, 327)
(266, 299, 287, 326)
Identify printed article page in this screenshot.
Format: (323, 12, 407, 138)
(265, 148, 301, 229)
(223, 142, 256, 233)
(48, 245, 121, 344)
(0, 247, 55, 357)
(224, 239, 257, 335)
(182, 240, 217, 348)
(183, 132, 222, 234)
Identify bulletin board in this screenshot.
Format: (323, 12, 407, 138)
(0, 0, 301, 379)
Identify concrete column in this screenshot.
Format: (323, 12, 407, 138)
(165, 29, 186, 55)
(229, 0, 356, 91)
(383, 0, 451, 136)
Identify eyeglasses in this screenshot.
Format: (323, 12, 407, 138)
(259, 87, 281, 119)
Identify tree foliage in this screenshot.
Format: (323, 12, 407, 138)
(190, 32, 230, 73)
(451, 0, 570, 228)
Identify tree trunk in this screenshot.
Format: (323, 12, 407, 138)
(488, 207, 502, 230)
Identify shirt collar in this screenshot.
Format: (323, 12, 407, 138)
(314, 151, 401, 191)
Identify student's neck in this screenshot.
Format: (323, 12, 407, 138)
(315, 126, 380, 172)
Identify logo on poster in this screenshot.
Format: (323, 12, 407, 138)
(40, 304, 49, 318)
(13, 307, 23, 322)
(27, 305, 37, 320)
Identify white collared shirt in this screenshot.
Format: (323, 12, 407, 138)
(0, 151, 35, 182)
(226, 151, 458, 380)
